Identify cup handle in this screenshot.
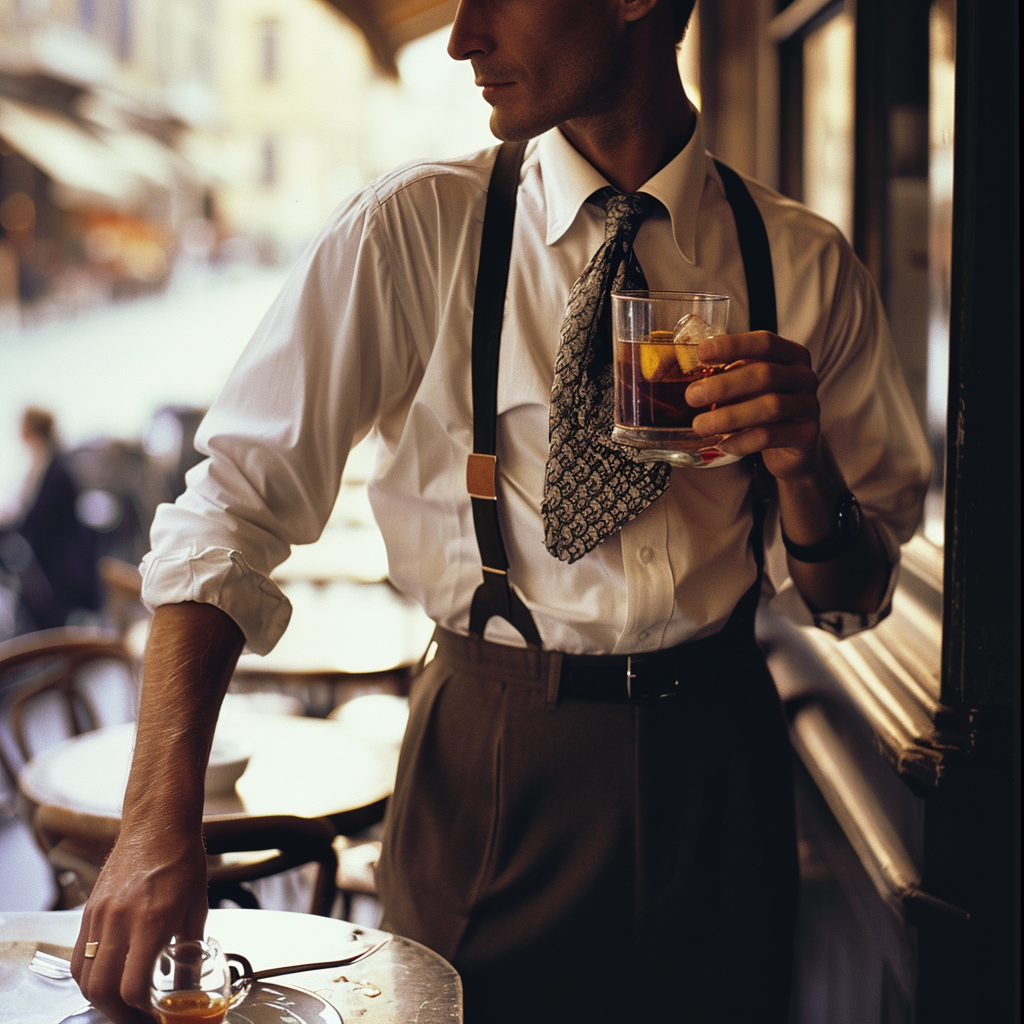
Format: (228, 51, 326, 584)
(226, 953, 253, 1005)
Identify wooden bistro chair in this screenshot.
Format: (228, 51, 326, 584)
(0, 628, 136, 810)
(96, 557, 146, 637)
(34, 804, 339, 917)
(333, 835, 383, 921)
(0, 629, 136, 906)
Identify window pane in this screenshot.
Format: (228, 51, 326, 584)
(802, 11, 855, 242)
(925, 0, 955, 546)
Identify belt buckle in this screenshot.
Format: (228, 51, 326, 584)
(626, 655, 679, 701)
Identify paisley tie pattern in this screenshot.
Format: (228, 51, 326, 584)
(542, 190, 671, 563)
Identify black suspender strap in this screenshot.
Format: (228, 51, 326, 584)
(466, 148, 779, 647)
(714, 159, 778, 630)
(714, 160, 778, 337)
(466, 140, 541, 645)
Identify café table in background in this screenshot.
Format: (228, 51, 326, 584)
(126, 576, 434, 717)
(125, 432, 435, 714)
(0, 907, 462, 1023)
(18, 708, 397, 834)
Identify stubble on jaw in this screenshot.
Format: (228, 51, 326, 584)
(477, 25, 631, 144)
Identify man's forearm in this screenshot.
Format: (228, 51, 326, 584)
(775, 464, 890, 614)
(121, 602, 245, 835)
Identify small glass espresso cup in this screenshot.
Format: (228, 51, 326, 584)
(150, 937, 248, 1024)
(611, 290, 739, 468)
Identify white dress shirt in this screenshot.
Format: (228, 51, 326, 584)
(142, 114, 931, 656)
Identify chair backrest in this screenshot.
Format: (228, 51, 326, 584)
(33, 804, 339, 917)
(204, 814, 339, 917)
(96, 557, 145, 636)
(0, 628, 136, 779)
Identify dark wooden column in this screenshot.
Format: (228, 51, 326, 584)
(918, 1, 1021, 1021)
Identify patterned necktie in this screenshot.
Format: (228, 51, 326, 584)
(542, 190, 671, 563)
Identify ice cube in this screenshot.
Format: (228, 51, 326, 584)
(671, 314, 718, 373)
(672, 313, 718, 344)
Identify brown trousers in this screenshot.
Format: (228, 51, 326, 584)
(377, 627, 798, 1024)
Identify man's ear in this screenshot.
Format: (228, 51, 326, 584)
(620, 0, 661, 24)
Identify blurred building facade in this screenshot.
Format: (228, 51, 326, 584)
(213, 0, 376, 261)
(0, 0, 394, 318)
(0, 0, 214, 315)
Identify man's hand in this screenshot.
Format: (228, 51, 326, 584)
(686, 330, 890, 614)
(71, 827, 208, 1023)
(686, 331, 822, 479)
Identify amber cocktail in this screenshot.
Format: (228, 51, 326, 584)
(611, 291, 739, 468)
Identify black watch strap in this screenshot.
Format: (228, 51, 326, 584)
(782, 492, 862, 563)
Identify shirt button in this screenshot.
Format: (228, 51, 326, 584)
(637, 629, 651, 642)
(638, 546, 654, 565)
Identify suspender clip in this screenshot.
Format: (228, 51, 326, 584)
(467, 453, 498, 500)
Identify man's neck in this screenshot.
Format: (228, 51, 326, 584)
(558, 74, 695, 193)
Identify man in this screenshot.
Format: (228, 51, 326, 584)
(1, 408, 101, 632)
(72, 0, 930, 1021)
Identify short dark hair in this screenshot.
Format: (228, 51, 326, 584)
(22, 407, 55, 443)
(671, 0, 698, 43)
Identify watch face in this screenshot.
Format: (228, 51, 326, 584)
(839, 493, 862, 536)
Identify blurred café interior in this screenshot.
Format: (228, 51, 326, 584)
(0, 1, 1017, 1022)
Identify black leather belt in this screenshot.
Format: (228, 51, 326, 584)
(559, 632, 735, 703)
(430, 620, 755, 705)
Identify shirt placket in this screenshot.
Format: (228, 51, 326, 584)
(614, 501, 676, 653)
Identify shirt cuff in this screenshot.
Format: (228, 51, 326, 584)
(140, 545, 292, 656)
(767, 551, 900, 640)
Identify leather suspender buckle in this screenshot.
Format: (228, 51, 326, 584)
(467, 453, 498, 500)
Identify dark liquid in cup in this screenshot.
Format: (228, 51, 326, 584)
(615, 341, 723, 430)
(153, 991, 228, 1024)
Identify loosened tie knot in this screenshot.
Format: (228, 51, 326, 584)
(601, 190, 657, 244)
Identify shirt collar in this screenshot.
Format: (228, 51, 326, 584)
(537, 106, 706, 265)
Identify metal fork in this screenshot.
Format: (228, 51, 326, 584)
(28, 938, 390, 983)
(28, 949, 74, 981)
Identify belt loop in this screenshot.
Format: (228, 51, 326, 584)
(545, 650, 563, 706)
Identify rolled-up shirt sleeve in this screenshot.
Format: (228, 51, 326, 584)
(141, 186, 420, 654)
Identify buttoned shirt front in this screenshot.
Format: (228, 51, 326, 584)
(141, 114, 931, 656)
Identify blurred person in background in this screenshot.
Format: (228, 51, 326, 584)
(0, 407, 101, 632)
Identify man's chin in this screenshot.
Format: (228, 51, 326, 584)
(488, 108, 552, 143)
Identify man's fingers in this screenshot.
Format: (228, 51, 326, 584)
(70, 902, 94, 981)
(716, 422, 820, 459)
(685, 360, 816, 409)
(122, 933, 169, 1013)
(75, 910, 144, 1024)
(182, 896, 209, 942)
(698, 330, 812, 368)
(692, 391, 819, 437)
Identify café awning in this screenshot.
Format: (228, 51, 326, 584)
(321, 0, 458, 77)
(0, 97, 141, 208)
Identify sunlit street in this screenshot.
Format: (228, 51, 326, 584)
(0, 264, 290, 501)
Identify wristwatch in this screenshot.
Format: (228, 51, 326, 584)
(782, 492, 862, 563)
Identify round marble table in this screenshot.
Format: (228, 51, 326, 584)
(0, 908, 462, 1023)
(18, 710, 398, 832)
